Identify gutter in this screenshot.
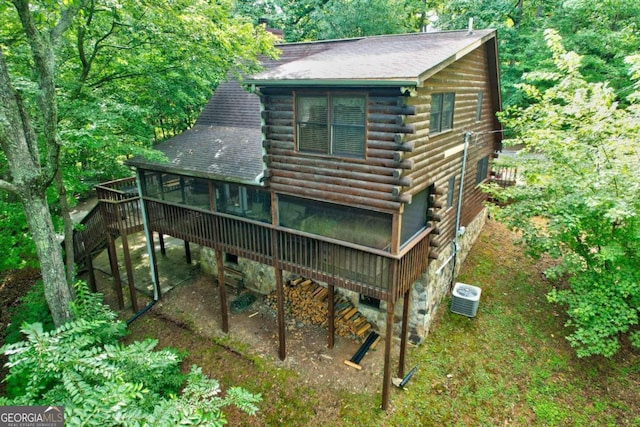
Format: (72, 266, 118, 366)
(243, 78, 418, 87)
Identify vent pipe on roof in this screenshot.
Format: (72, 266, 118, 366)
(468, 18, 474, 35)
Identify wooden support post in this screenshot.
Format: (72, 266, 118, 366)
(86, 253, 97, 293)
(121, 232, 139, 312)
(149, 232, 161, 299)
(159, 233, 166, 256)
(328, 284, 335, 349)
(216, 250, 229, 333)
(184, 240, 192, 264)
(107, 234, 124, 309)
(399, 288, 411, 379)
(275, 266, 286, 361)
(381, 298, 395, 410)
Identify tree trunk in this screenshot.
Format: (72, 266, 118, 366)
(21, 191, 74, 326)
(56, 170, 76, 284)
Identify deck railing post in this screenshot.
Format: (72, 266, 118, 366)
(275, 264, 286, 360)
(106, 233, 124, 309)
(216, 249, 229, 333)
(328, 284, 335, 349)
(399, 287, 411, 378)
(381, 296, 395, 410)
(381, 260, 400, 410)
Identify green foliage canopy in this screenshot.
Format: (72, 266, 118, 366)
(0, 0, 277, 273)
(234, 0, 424, 41)
(492, 29, 640, 357)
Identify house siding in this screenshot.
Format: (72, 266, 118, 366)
(402, 44, 499, 247)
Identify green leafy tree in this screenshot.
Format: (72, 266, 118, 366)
(1, 282, 262, 426)
(431, 0, 640, 107)
(0, 0, 276, 323)
(235, 0, 424, 41)
(492, 29, 640, 357)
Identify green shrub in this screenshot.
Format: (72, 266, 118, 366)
(4, 281, 54, 345)
(0, 281, 261, 426)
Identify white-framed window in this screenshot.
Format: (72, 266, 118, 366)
(296, 94, 366, 158)
(429, 92, 455, 133)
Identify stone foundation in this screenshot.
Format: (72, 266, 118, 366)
(198, 208, 488, 344)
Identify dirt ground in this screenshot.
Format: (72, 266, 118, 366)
(142, 273, 393, 395)
(82, 233, 396, 396)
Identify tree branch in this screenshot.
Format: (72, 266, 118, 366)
(0, 178, 19, 194)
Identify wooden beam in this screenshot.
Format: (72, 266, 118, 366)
(328, 284, 335, 349)
(275, 266, 286, 360)
(216, 250, 229, 333)
(106, 234, 124, 309)
(381, 298, 395, 410)
(86, 253, 96, 293)
(399, 288, 411, 379)
(184, 240, 192, 264)
(159, 233, 166, 256)
(120, 232, 138, 313)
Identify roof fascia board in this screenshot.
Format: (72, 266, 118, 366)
(417, 31, 497, 85)
(130, 163, 265, 187)
(245, 79, 417, 87)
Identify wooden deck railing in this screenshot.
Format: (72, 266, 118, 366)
(72, 204, 107, 263)
(95, 177, 139, 201)
(144, 199, 433, 300)
(491, 166, 518, 188)
(94, 177, 144, 235)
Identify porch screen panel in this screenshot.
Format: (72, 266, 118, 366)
(214, 182, 271, 223)
(401, 188, 429, 245)
(297, 96, 328, 153)
(278, 195, 392, 251)
(332, 96, 365, 158)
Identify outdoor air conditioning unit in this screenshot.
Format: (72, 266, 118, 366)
(450, 282, 482, 317)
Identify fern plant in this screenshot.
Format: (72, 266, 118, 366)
(0, 281, 261, 426)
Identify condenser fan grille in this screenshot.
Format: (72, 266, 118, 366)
(450, 282, 482, 317)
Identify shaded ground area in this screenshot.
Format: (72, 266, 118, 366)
(89, 232, 393, 397)
(0, 268, 41, 339)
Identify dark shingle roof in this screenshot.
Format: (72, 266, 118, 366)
(133, 125, 264, 183)
(195, 80, 261, 128)
(246, 30, 496, 85)
(127, 78, 266, 184)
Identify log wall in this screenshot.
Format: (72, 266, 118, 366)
(261, 87, 415, 213)
(402, 43, 500, 247)
(259, 42, 500, 249)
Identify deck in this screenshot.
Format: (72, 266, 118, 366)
(81, 177, 433, 304)
(76, 176, 434, 410)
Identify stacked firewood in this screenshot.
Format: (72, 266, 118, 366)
(265, 277, 374, 342)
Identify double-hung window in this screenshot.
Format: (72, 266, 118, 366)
(476, 156, 490, 184)
(429, 92, 455, 134)
(296, 94, 366, 158)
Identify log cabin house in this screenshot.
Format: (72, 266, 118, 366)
(125, 28, 502, 409)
